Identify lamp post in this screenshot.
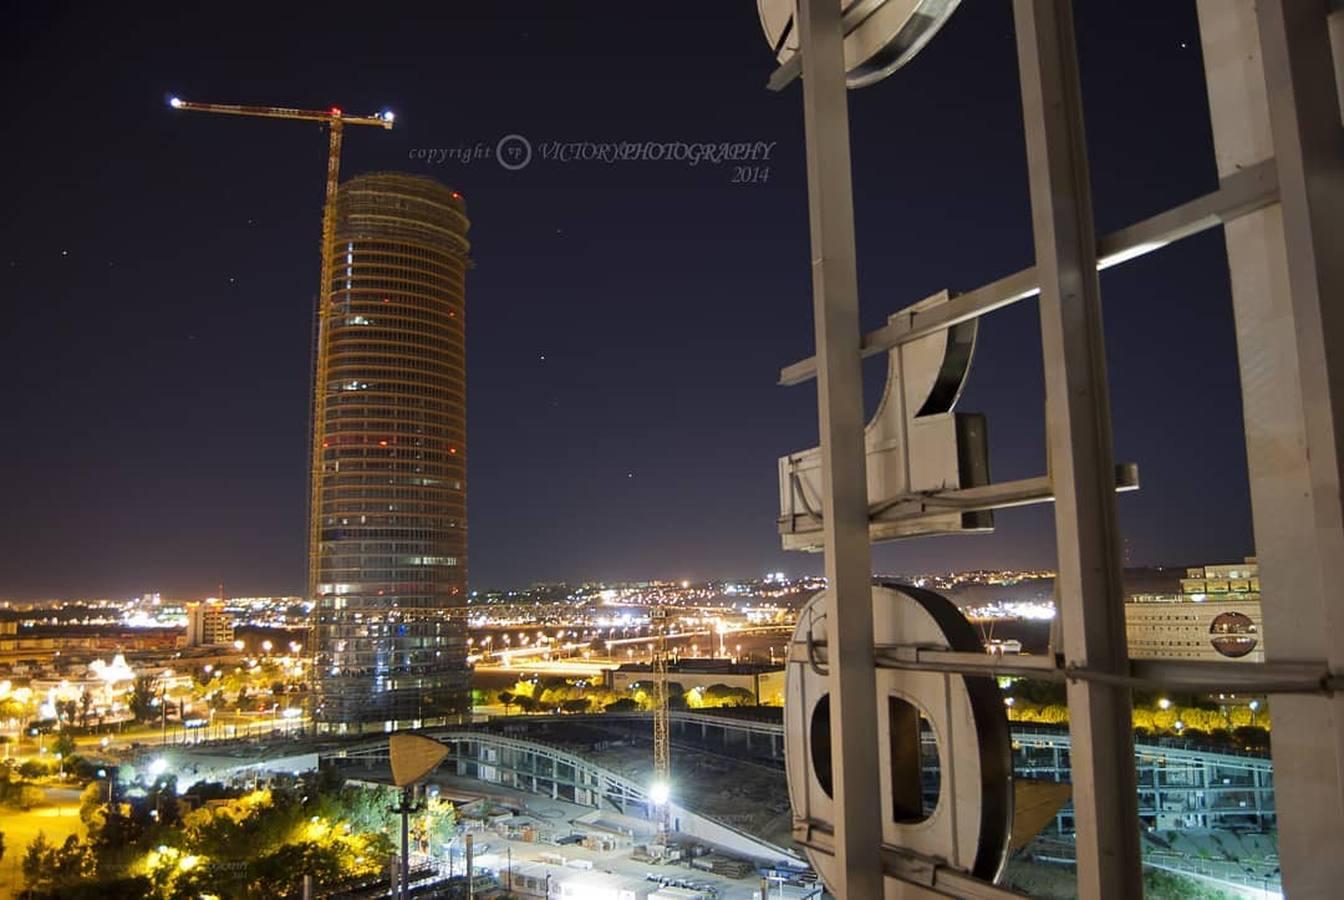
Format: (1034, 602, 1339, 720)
(97, 768, 112, 811)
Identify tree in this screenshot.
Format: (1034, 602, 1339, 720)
(20, 833, 97, 895)
(129, 676, 158, 723)
(701, 684, 755, 708)
(18, 760, 49, 781)
(52, 731, 77, 759)
(79, 782, 107, 830)
(498, 692, 515, 716)
(22, 831, 53, 888)
(560, 698, 590, 714)
(604, 698, 639, 713)
(79, 689, 94, 729)
(412, 797, 456, 852)
(18, 785, 44, 811)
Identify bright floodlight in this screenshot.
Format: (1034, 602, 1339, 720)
(649, 780, 671, 806)
(148, 757, 168, 777)
(169, 97, 183, 108)
(382, 110, 395, 123)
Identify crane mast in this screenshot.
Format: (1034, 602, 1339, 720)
(167, 97, 393, 606)
(651, 605, 671, 842)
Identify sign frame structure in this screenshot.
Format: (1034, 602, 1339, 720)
(772, 0, 1344, 897)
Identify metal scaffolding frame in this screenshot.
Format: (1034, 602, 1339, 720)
(777, 0, 1344, 896)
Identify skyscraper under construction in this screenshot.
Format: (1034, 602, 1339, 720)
(310, 172, 470, 731)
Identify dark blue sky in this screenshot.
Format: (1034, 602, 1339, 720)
(0, 2, 1253, 599)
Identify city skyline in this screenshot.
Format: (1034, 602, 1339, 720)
(1, 3, 1255, 600)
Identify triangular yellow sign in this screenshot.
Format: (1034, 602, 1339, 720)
(389, 733, 449, 787)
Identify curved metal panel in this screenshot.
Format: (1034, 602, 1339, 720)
(784, 583, 1013, 893)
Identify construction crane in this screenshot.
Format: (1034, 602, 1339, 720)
(167, 96, 394, 605)
(650, 605, 672, 842)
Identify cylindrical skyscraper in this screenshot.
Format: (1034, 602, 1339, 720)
(310, 172, 470, 731)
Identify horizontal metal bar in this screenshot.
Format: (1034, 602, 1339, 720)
(795, 819, 1025, 898)
(868, 464, 1139, 521)
(877, 644, 1065, 680)
(798, 639, 1339, 694)
(779, 160, 1280, 386)
(781, 466, 1140, 539)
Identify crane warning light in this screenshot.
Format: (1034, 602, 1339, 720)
(381, 111, 395, 123)
(330, 106, 342, 116)
(169, 97, 184, 109)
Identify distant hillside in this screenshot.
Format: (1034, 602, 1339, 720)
(933, 566, 1188, 608)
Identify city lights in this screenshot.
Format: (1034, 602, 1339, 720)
(8, 4, 1336, 897)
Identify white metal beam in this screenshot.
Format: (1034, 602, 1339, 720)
(796, 1, 884, 896)
(1012, 2, 1142, 896)
(778, 161, 1280, 386)
(1196, 2, 1344, 894)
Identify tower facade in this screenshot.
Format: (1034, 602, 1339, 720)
(310, 172, 470, 730)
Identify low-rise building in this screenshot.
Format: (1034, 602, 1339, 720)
(1125, 558, 1264, 662)
(184, 601, 233, 647)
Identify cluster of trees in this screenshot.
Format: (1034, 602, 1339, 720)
(1002, 681, 1271, 747)
(482, 677, 762, 716)
(20, 833, 101, 897)
(121, 661, 309, 729)
(19, 771, 410, 899)
(0, 767, 45, 811)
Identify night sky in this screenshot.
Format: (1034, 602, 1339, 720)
(0, 2, 1253, 600)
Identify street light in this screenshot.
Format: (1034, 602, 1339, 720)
(1157, 698, 1172, 711)
(97, 768, 113, 808)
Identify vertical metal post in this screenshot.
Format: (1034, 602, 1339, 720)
(1195, 1, 1344, 894)
(1012, 2, 1142, 897)
(795, 1, 883, 897)
(399, 788, 410, 900)
(465, 831, 475, 899)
